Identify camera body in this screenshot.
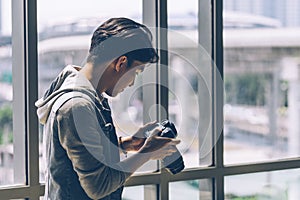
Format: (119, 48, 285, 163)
(158, 120, 185, 174)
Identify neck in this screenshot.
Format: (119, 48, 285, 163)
(80, 62, 107, 95)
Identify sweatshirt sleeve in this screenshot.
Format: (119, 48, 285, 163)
(55, 97, 129, 199)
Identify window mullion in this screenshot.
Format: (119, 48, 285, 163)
(212, 0, 224, 199)
(157, 0, 169, 122)
(142, 0, 162, 199)
(212, 0, 224, 170)
(24, 0, 40, 199)
(12, 0, 26, 185)
(157, 0, 169, 199)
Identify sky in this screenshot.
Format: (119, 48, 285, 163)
(1, 0, 198, 35)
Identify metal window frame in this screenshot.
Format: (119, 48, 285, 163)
(127, 0, 300, 200)
(0, 0, 299, 200)
(0, 0, 42, 199)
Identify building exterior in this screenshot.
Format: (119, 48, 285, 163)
(224, 0, 300, 27)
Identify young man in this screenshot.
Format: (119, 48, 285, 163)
(35, 17, 180, 200)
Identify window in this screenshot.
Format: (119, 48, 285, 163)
(223, 4, 300, 164)
(225, 169, 300, 199)
(37, 0, 143, 182)
(223, 0, 300, 198)
(0, 0, 14, 186)
(0, 0, 40, 199)
(170, 179, 213, 199)
(0, 0, 26, 187)
(0, 0, 299, 199)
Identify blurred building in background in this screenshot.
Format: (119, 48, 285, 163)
(1, 1, 300, 198)
(224, 0, 300, 27)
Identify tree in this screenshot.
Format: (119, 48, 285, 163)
(0, 104, 13, 144)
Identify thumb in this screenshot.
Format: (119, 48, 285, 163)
(141, 121, 159, 132)
(149, 128, 162, 137)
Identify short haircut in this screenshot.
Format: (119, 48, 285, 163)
(87, 17, 159, 67)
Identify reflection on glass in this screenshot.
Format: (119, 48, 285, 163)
(110, 77, 159, 173)
(225, 168, 300, 199)
(224, 1, 300, 164)
(168, 0, 214, 169)
(168, 56, 209, 169)
(170, 179, 212, 200)
(37, 0, 142, 181)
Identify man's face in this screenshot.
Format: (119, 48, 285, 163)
(106, 60, 146, 97)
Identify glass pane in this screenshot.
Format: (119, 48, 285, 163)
(110, 76, 159, 173)
(168, 0, 213, 169)
(224, 0, 300, 164)
(0, 0, 25, 186)
(225, 168, 300, 199)
(169, 179, 213, 200)
(123, 185, 156, 200)
(38, 0, 143, 182)
(0, 0, 13, 186)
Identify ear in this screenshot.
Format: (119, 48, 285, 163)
(115, 56, 128, 72)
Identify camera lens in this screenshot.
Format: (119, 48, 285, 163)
(159, 120, 185, 174)
(162, 150, 185, 174)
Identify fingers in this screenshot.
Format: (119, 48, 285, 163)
(164, 147, 177, 156)
(149, 128, 163, 137)
(154, 137, 181, 150)
(141, 121, 159, 132)
(162, 139, 181, 150)
(134, 121, 159, 139)
(168, 139, 181, 145)
(161, 145, 177, 153)
(150, 144, 179, 160)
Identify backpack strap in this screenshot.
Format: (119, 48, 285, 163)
(51, 91, 113, 132)
(52, 91, 91, 113)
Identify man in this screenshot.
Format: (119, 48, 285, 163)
(35, 17, 180, 200)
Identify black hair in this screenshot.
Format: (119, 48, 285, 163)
(87, 17, 159, 67)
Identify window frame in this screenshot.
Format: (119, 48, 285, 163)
(126, 1, 300, 200)
(0, 0, 299, 199)
(0, 0, 41, 199)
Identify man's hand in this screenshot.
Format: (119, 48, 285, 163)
(138, 128, 181, 160)
(119, 121, 158, 152)
(117, 123, 181, 174)
(131, 121, 159, 151)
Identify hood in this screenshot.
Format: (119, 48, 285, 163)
(35, 65, 97, 124)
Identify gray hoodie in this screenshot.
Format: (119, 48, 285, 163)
(35, 65, 128, 200)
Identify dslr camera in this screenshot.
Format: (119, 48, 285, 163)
(158, 119, 185, 174)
